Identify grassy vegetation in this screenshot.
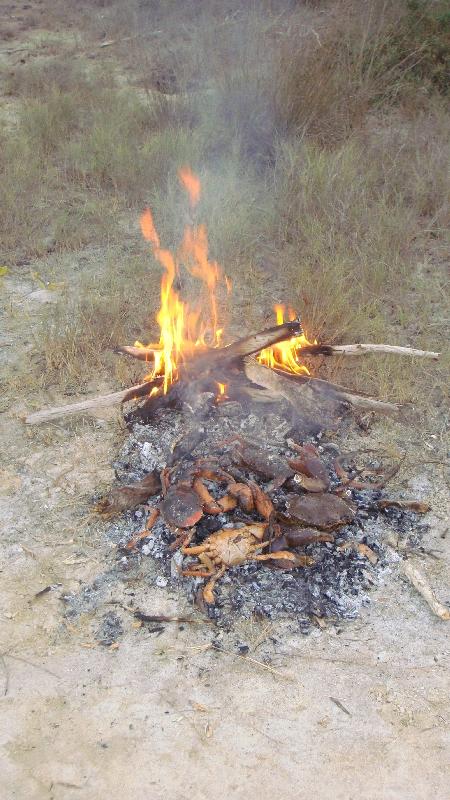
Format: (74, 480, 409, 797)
(1, 0, 448, 403)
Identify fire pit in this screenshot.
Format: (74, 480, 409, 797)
(27, 168, 441, 630)
(100, 398, 431, 628)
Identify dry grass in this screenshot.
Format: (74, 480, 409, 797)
(1, 0, 448, 405)
(0, 59, 196, 259)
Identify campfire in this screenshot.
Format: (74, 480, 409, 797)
(26, 169, 442, 624)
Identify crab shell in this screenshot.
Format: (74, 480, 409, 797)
(193, 524, 267, 567)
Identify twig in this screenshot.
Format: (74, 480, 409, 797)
(0, 655, 10, 696)
(134, 611, 212, 625)
(210, 644, 294, 679)
(401, 561, 450, 620)
(330, 697, 351, 716)
(1, 651, 60, 678)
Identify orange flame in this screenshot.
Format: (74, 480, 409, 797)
(178, 166, 201, 207)
(257, 305, 316, 375)
(216, 382, 227, 399)
(139, 169, 228, 394)
(136, 168, 317, 398)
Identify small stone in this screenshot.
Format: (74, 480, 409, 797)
(43, 236, 56, 252)
(170, 550, 183, 577)
(155, 575, 168, 588)
(27, 289, 57, 304)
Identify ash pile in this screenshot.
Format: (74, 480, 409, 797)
(98, 392, 429, 630)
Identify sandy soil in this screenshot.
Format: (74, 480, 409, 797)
(1, 257, 449, 800)
(1, 5, 449, 799)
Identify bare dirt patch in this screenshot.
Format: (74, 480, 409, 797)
(1, 2, 449, 798)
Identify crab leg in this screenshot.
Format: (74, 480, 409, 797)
(182, 567, 213, 578)
(169, 528, 195, 552)
(255, 552, 314, 566)
(182, 543, 208, 556)
(203, 566, 226, 605)
(182, 550, 216, 577)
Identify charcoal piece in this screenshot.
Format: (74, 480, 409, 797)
(160, 484, 203, 528)
(168, 428, 205, 465)
(286, 493, 355, 531)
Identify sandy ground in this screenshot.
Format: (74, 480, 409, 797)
(1, 5, 449, 799)
(1, 259, 449, 800)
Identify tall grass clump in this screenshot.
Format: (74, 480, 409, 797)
(1, 60, 198, 258)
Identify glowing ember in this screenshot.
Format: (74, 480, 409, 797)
(216, 382, 228, 401)
(257, 305, 316, 375)
(139, 169, 228, 394)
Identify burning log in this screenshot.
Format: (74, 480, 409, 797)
(116, 319, 303, 369)
(131, 320, 305, 422)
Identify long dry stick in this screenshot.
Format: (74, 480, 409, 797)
(401, 560, 450, 620)
(323, 343, 439, 359)
(24, 380, 160, 425)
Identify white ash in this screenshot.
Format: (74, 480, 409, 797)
(64, 398, 430, 632)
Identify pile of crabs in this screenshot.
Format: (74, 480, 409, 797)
(98, 429, 423, 609)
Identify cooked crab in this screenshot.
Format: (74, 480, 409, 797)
(181, 523, 312, 604)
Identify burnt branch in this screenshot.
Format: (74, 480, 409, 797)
(244, 358, 403, 417)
